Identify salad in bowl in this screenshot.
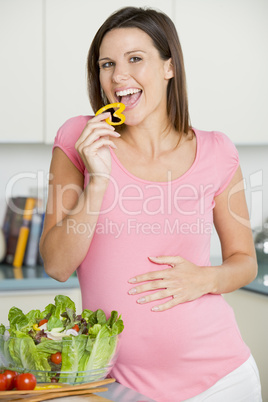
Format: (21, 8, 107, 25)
(0, 295, 124, 384)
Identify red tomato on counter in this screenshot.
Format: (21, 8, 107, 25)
(0, 374, 7, 391)
(15, 373, 37, 390)
(3, 370, 18, 390)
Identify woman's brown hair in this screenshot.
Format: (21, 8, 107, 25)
(87, 6, 191, 134)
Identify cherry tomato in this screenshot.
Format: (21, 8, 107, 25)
(0, 373, 7, 391)
(38, 319, 48, 327)
(72, 324, 79, 332)
(50, 377, 59, 383)
(50, 352, 62, 365)
(15, 373, 37, 390)
(3, 370, 18, 390)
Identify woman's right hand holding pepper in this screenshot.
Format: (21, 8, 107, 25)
(75, 112, 120, 186)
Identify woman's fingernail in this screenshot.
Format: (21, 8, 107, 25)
(152, 306, 160, 312)
(128, 278, 137, 283)
(128, 288, 137, 295)
(137, 297, 146, 304)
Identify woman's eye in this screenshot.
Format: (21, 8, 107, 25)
(130, 57, 142, 63)
(100, 62, 114, 69)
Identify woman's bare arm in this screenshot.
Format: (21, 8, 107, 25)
(211, 165, 257, 293)
(39, 148, 107, 281)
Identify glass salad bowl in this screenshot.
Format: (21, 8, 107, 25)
(0, 331, 120, 384)
(0, 295, 124, 385)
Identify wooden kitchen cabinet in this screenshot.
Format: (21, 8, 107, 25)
(44, 0, 173, 144)
(0, 0, 43, 143)
(174, 0, 268, 145)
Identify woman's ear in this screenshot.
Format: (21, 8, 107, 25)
(164, 58, 174, 80)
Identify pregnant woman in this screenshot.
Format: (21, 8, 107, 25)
(40, 6, 262, 402)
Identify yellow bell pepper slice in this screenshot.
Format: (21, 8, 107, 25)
(95, 102, 125, 126)
(35, 384, 62, 390)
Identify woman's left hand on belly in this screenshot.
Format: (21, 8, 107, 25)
(128, 256, 214, 311)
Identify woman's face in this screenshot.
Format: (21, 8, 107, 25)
(98, 28, 173, 127)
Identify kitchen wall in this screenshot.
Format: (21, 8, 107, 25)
(1, 142, 267, 259)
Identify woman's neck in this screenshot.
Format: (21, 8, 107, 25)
(119, 120, 183, 160)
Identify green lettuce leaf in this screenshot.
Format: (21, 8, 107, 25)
(36, 338, 62, 355)
(83, 325, 114, 371)
(8, 307, 43, 335)
(54, 295, 76, 316)
(106, 311, 118, 327)
(5, 336, 22, 367)
(8, 307, 29, 333)
(59, 335, 87, 384)
(26, 309, 41, 323)
(85, 309, 106, 326)
(40, 303, 55, 320)
(62, 308, 79, 330)
(81, 309, 93, 322)
(7, 330, 51, 372)
(82, 312, 124, 374)
(111, 318, 124, 336)
(107, 311, 124, 335)
(47, 295, 76, 331)
(76, 335, 94, 382)
(88, 324, 102, 337)
(46, 316, 63, 331)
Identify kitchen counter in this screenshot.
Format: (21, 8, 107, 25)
(44, 382, 156, 402)
(0, 275, 79, 292)
(0, 264, 79, 291)
(243, 251, 268, 295)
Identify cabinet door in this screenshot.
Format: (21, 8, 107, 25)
(45, 0, 173, 144)
(174, 0, 268, 144)
(0, 0, 43, 143)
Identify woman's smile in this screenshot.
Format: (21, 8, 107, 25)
(114, 87, 142, 110)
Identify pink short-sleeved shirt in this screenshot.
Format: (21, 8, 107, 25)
(53, 116, 250, 402)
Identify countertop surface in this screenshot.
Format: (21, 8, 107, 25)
(44, 382, 156, 402)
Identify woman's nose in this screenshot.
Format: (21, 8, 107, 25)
(112, 65, 129, 83)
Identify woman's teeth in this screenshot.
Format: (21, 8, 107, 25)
(115, 88, 141, 97)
